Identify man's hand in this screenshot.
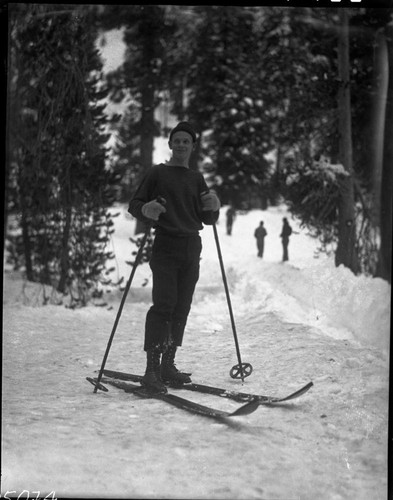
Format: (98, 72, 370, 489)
(201, 191, 221, 211)
(141, 198, 167, 221)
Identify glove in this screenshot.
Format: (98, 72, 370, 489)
(141, 198, 167, 221)
(201, 191, 221, 211)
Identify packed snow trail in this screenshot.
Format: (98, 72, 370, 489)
(2, 282, 388, 499)
(2, 205, 389, 499)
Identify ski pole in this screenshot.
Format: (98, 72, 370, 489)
(212, 221, 253, 382)
(88, 196, 167, 393)
(88, 223, 151, 393)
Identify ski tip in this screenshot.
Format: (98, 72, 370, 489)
(263, 380, 314, 404)
(229, 398, 260, 417)
(297, 381, 314, 395)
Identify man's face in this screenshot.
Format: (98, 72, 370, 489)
(169, 131, 195, 162)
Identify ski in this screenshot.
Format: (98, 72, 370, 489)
(93, 377, 260, 420)
(101, 369, 313, 404)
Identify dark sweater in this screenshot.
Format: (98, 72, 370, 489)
(128, 164, 219, 236)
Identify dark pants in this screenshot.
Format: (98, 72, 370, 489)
(144, 233, 202, 351)
(256, 239, 265, 258)
(282, 237, 289, 261)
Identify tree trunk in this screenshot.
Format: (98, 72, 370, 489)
(58, 205, 72, 293)
(334, 9, 358, 274)
(272, 141, 283, 206)
(135, 82, 155, 235)
(135, 17, 157, 235)
(20, 194, 34, 281)
(370, 30, 389, 228)
(375, 24, 393, 283)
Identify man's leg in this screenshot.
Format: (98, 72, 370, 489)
(142, 236, 180, 391)
(283, 240, 289, 261)
(161, 235, 201, 384)
(161, 262, 199, 385)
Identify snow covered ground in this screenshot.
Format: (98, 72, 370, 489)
(2, 204, 390, 499)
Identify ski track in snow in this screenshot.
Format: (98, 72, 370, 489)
(2, 205, 389, 500)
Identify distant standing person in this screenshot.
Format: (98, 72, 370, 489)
(226, 206, 236, 235)
(254, 221, 267, 258)
(280, 217, 292, 261)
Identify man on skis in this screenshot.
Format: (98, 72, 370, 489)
(128, 122, 220, 393)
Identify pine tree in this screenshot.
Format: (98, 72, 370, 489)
(6, 4, 119, 306)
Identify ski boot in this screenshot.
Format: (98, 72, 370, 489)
(141, 348, 167, 394)
(161, 345, 192, 386)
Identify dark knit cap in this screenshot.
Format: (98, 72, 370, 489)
(169, 121, 197, 143)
